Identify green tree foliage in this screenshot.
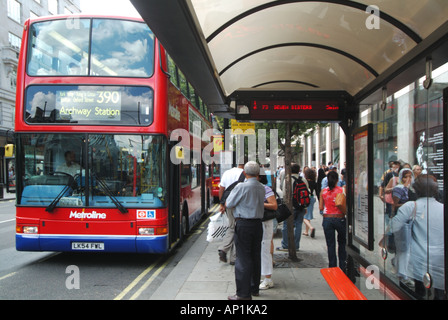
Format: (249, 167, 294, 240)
(256, 121, 327, 260)
(213, 116, 328, 260)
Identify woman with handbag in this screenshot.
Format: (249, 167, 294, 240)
(390, 175, 445, 299)
(319, 171, 347, 271)
(259, 174, 277, 290)
(303, 168, 317, 238)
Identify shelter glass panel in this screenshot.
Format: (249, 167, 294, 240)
(354, 62, 447, 300)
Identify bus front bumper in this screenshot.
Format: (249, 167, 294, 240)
(16, 234, 169, 254)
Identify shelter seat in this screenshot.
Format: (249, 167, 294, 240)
(320, 267, 367, 300)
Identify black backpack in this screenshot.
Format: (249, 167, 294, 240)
(220, 171, 245, 205)
(292, 176, 310, 209)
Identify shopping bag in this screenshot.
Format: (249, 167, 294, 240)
(206, 213, 229, 242)
(335, 192, 346, 214)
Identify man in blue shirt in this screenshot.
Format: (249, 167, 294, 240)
(225, 161, 265, 300)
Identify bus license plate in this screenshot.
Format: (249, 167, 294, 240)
(72, 242, 104, 250)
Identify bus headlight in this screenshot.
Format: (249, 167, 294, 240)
(22, 226, 39, 234)
(138, 227, 167, 235)
(139, 228, 154, 235)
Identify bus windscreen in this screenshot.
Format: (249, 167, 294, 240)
(27, 18, 155, 78)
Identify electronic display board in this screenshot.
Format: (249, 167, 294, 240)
(248, 100, 341, 120)
(25, 85, 154, 125)
(57, 90, 122, 121)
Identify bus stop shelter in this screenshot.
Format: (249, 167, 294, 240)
(131, 0, 448, 300)
(130, 0, 448, 115)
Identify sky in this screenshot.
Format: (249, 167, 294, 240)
(80, 0, 141, 17)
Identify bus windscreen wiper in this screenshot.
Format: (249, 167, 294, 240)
(46, 175, 76, 213)
(93, 173, 128, 214)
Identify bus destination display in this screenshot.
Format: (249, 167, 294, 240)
(56, 90, 122, 121)
(250, 100, 340, 120)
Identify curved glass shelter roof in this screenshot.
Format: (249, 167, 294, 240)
(131, 0, 448, 115)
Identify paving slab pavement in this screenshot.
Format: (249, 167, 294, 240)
(150, 204, 338, 301)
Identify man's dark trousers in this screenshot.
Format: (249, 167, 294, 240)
(234, 219, 263, 299)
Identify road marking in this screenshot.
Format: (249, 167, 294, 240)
(114, 259, 160, 300)
(129, 258, 172, 300)
(210, 203, 220, 213)
(0, 219, 15, 224)
(0, 272, 16, 281)
(186, 205, 218, 240)
(116, 204, 219, 300)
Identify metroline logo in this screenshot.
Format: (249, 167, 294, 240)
(69, 210, 107, 219)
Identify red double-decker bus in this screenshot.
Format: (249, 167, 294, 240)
(14, 15, 214, 253)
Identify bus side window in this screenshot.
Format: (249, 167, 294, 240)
(181, 164, 191, 187)
(167, 54, 179, 87)
(178, 70, 189, 98)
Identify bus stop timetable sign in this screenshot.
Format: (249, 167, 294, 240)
(247, 100, 341, 121)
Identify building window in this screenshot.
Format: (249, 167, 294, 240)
(320, 127, 326, 147)
(9, 68, 17, 90)
(7, 0, 21, 23)
(8, 32, 21, 50)
(331, 123, 339, 142)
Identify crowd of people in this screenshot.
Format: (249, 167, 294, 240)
(218, 160, 347, 300)
(379, 159, 445, 299)
(216, 157, 445, 300)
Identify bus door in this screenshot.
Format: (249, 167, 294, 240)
(201, 158, 206, 214)
(168, 144, 181, 246)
